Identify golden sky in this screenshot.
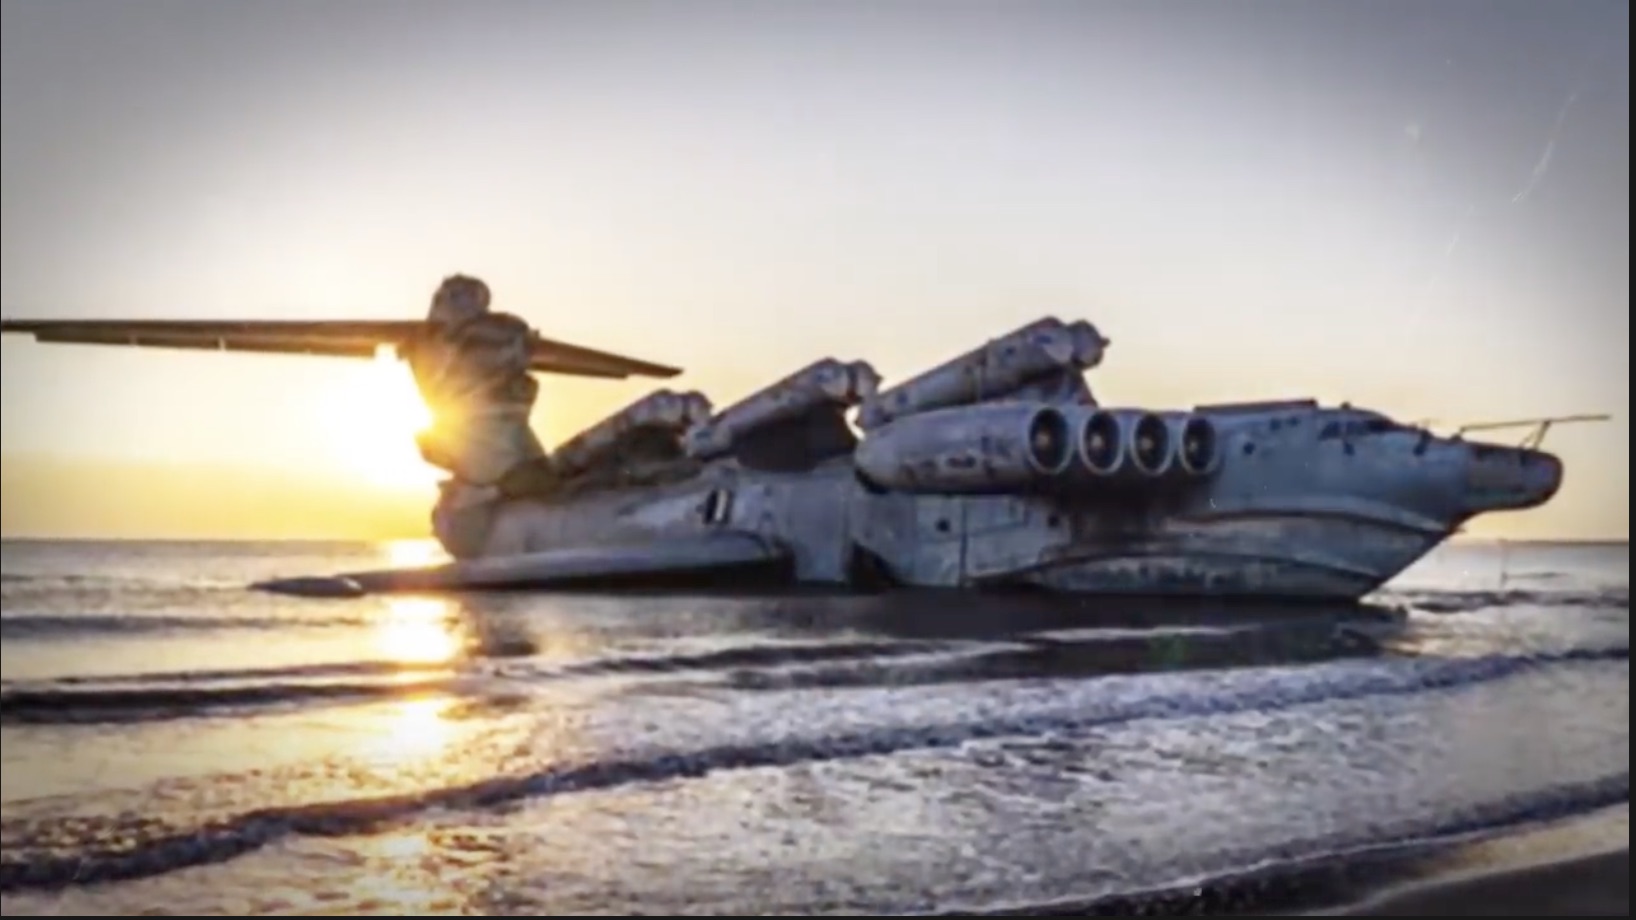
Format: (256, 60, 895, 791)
(1, 1, 1628, 541)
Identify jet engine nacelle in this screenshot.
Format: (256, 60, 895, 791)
(854, 402, 1074, 494)
(1167, 411, 1224, 478)
(1065, 408, 1223, 486)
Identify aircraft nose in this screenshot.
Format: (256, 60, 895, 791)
(1462, 443, 1564, 514)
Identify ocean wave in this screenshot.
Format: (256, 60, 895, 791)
(0, 646, 1624, 893)
(0, 637, 957, 725)
(0, 672, 457, 726)
(1380, 587, 1629, 614)
(724, 620, 1389, 692)
(0, 610, 380, 640)
(4, 609, 1623, 726)
(0, 614, 1415, 725)
(935, 803, 1630, 916)
(550, 637, 959, 678)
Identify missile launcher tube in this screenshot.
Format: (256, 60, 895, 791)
(551, 389, 714, 477)
(857, 317, 1108, 430)
(684, 358, 881, 461)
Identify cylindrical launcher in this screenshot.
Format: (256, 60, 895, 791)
(552, 389, 714, 477)
(857, 317, 1108, 430)
(684, 359, 881, 461)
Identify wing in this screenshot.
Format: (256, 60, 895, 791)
(251, 531, 790, 597)
(0, 318, 681, 379)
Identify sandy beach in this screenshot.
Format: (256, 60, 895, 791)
(1326, 848, 1629, 916)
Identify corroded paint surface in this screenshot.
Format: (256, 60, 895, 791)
(854, 403, 1072, 493)
(551, 389, 712, 477)
(684, 359, 879, 460)
(419, 315, 1565, 599)
(857, 317, 1107, 430)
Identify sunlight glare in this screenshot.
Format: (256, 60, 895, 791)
(342, 694, 461, 776)
(383, 695, 458, 755)
(313, 351, 441, 490)
(375, 597, 464, 666)
(381, 537, 449, 568)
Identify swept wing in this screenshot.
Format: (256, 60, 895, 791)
(0, 317, 681, 379)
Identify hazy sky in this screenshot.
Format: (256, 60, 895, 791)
(1, 0, 1628, 540)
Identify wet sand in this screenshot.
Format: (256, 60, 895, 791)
(970, 804, 1630, 917)
(1321, 849, 1629, 916)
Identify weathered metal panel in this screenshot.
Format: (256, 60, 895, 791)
(857, 317, 1106, 429)
(398, 316, 1572, 600)
(961, 495, 1060, 582)
(684, 359, 879, 460)
(551, 389, 711, 477)
(855, 402, 1072, 493)
(727, 465, 856, 583)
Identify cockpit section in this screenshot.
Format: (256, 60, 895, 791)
(1308, 406, 1424, 441)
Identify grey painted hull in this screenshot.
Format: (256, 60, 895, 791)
(1020, 526, 1445, 600)
(400, 390, 1565, 604)
(437, 438, 1473, 602)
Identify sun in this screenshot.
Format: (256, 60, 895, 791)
(312, 347, 443, 490)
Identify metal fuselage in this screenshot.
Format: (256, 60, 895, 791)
(0, 311, 1566, 601)
(439, 399, 1563, 601)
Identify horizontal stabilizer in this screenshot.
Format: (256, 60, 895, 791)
(0, 317, 681, 379)
(252, 531, 790, 596)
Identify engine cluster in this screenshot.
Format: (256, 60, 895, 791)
(847, 317, 1223, 495)
(546, 315, 1223, 497)
(853, 402, 1223, 494)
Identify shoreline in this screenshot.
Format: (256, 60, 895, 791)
(959, 803, 1629, 917)
(1317, 848, 1629, 916)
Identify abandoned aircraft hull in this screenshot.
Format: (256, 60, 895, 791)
(360, 385, 1561, 602)
(2, 312, 1587, 604)
(373, 413, 1544, 602)
(1015, 526, 1447, 600)
(324, 484, 1447, 602)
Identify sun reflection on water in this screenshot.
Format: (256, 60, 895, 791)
(376, 597, 465, 668)
(380, 694, 459, 757)
(355, 539, 480, 774)
(381, 537, 449, 569)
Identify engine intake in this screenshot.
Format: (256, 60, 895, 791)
(1127, 411, 1173, 477)
(1171, 413, 1223, 477)
(1028, 405, 1074, 475)
(854, 402, 1073, 494)
(1061, 408, 1223, 490)
(1076, 409, 1123, 476)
